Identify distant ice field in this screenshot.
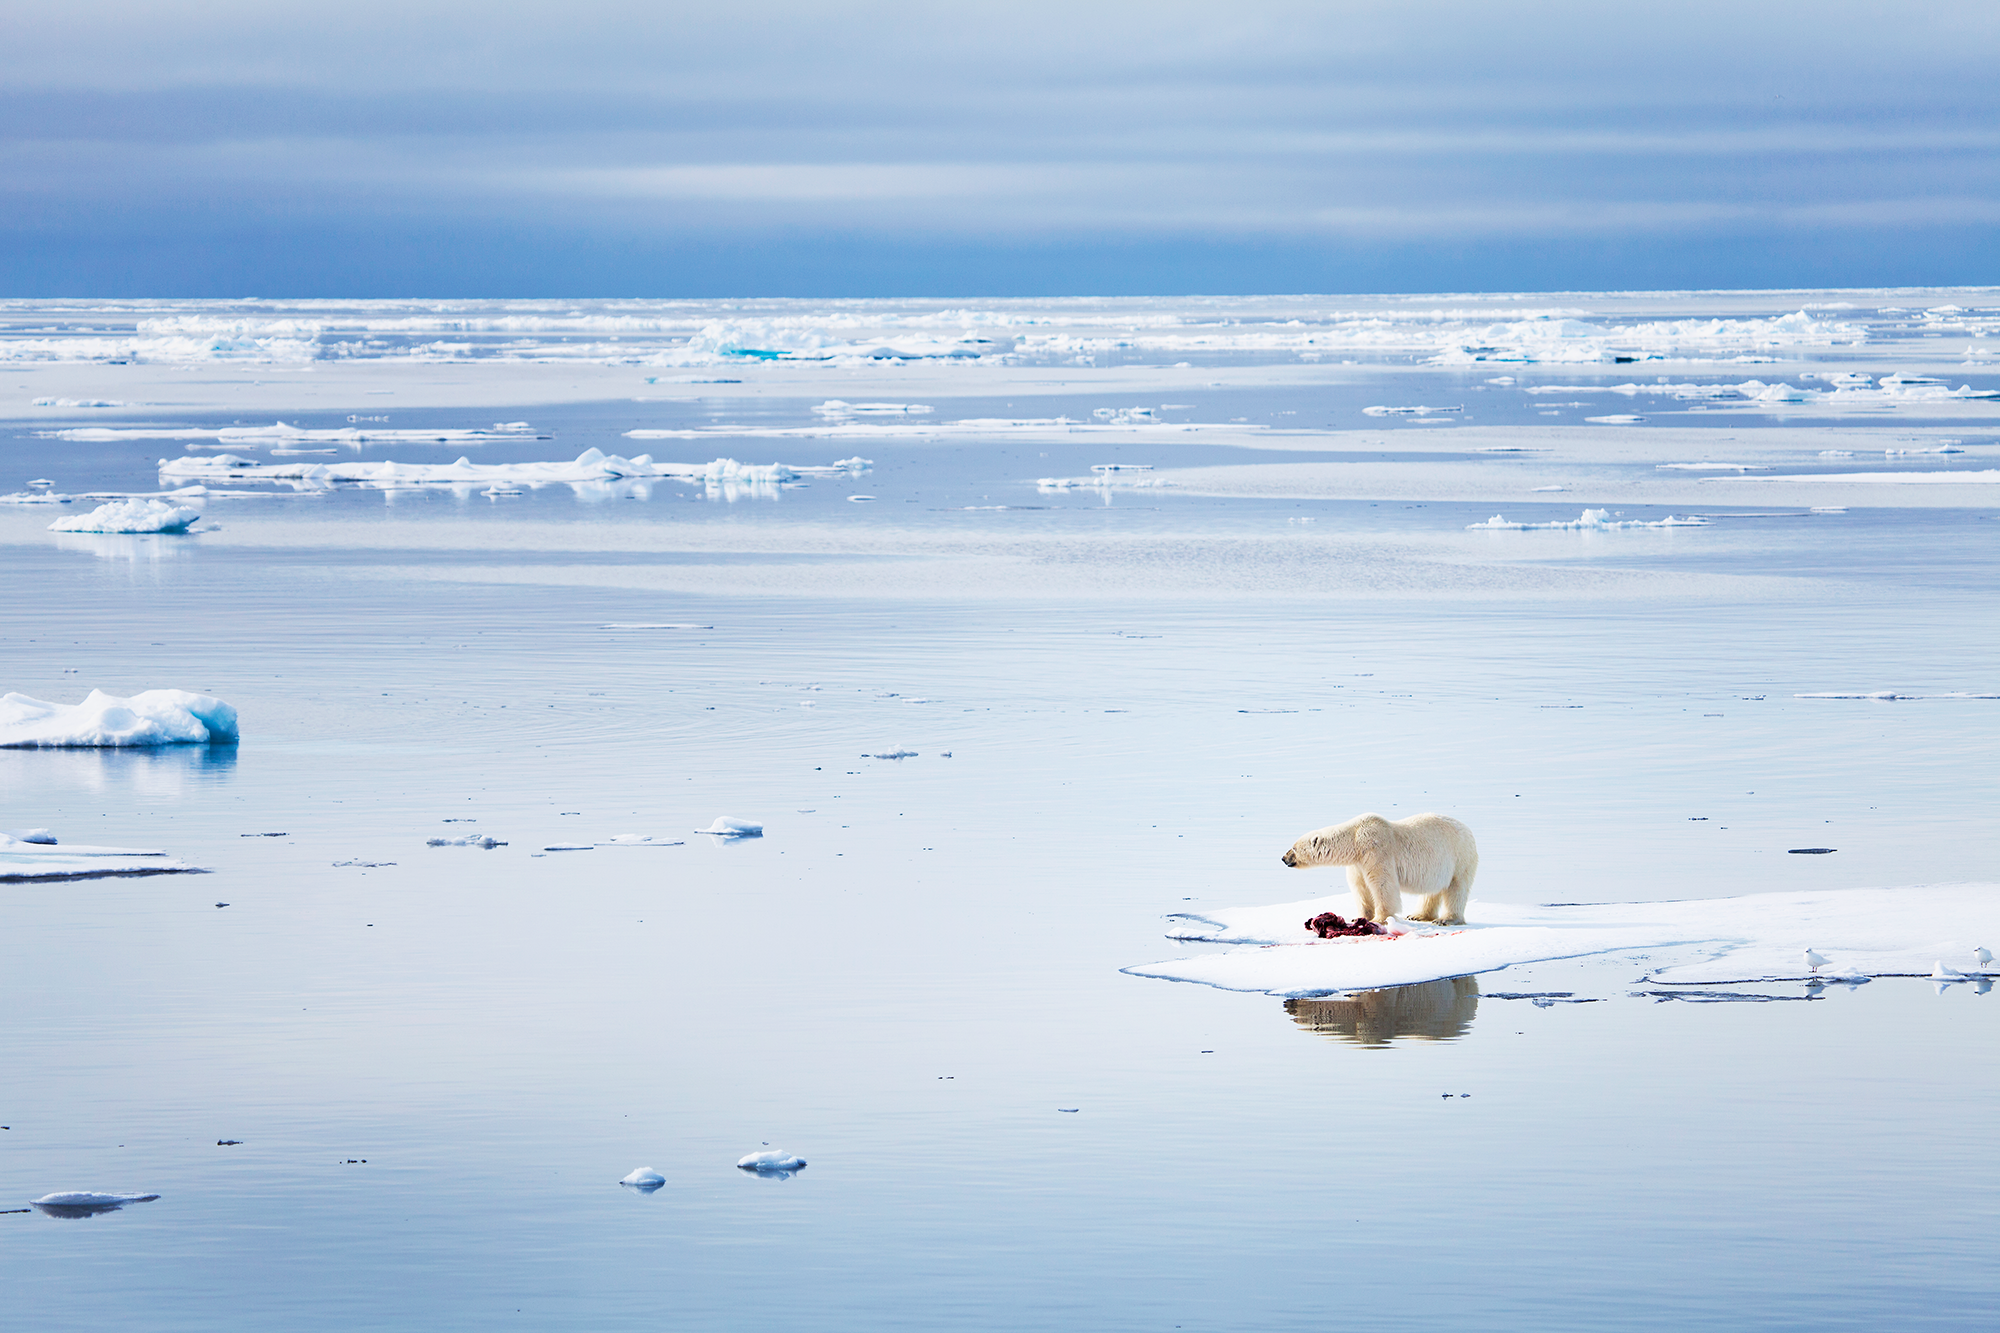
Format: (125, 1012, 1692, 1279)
(2, 291, 1997, 1333)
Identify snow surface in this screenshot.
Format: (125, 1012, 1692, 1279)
(47, 498, 201, 534)
(1123, 883, 2000, 996)
(1467, 509, 1707, 530)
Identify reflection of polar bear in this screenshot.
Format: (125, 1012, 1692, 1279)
(1285, 977, 1481, 1046)
(1280, 812, 1478, 925)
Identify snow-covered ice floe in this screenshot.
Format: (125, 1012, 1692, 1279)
(620, 1168, 666, 1191)
(696, 817, 763, 838)
(1123, 884, 2000, 996)
(1467, 509, 1707, 530)
(0, 690, 238, 748)
(158, 449, 868, 490)
(47, 499, 202, 534)
(427, 834, 507, 848)
(1, 832, 199, 881)
(736, 1150, 806, 1173)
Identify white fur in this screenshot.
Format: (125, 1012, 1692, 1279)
(1281, 812, 1479, 925)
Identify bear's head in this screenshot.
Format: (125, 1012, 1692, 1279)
(1281, 814, 1386, 868)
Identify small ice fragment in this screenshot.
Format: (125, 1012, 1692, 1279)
(1585, 414, 1645, 424)
(542, 844, 594, 851)
(2, 828, 57, 844)
(620, 1168, 666, 1188)
(0, 689, 238, 748)
(736, 1150, 805, 1171)
(847, 495, 877, 502)
(31, 1191, 159, 1216)
(866, 750, 917, 760)
(1934, 961, 1969, 982)
(1787, 847, 1837, 854)
(426, 834, 506, 848)
(1057, 1107, 1079, 1113)
(599, 835, 683, 846)
(1530, 485, 1565, 492)
(696, 817, 762, 837)
(599, 623, 712, 630)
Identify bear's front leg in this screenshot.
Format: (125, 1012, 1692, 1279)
(1355, 867, 1400, 922)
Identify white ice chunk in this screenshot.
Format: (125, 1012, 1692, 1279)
(2, 828, 57, 843)
(31, 1192, 158, 1206)
(1467, 509, 1707, 530)
(620, 1168, 666, 1187)
(48, 499, 201, 533)
(812, 400, 932, 415)
(736, 1150, 806, 1171)
(1124, 883, 2000, 996)
(599, 835, 684, 846)
(1584, 414, 1646, 424)
(0, 689, 238, 748)
(696, 817, 763, 837)
(426, 834, 506, 848)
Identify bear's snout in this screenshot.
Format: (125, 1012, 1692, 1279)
(1281, 849, 1297, 867)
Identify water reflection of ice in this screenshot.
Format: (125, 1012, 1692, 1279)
(51, 531, 198, 561)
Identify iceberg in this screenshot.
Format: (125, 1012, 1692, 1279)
(736, 1150, 806, 1172)
(0, 689, 238, 748)
(696, 817, 763, 837)
(1124, 883, 2000, 996)
(47, 499, 201, 534)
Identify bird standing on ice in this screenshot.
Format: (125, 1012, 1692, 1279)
(1803, 948, 1829, 973)
(1975, 946, 1993, 971)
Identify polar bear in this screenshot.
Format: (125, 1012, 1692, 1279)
(1281, 812, 1478, 926)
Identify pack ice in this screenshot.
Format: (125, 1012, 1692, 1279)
(47, 499, 201, 534)
(1124, 884, 2000, 996)
(0, 689, 239, 748)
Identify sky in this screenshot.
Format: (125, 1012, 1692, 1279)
(5, 0, 1999, 297)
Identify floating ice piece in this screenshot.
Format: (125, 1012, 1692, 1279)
(812, 400, 932, 415)
(1125, 883, 2000, 996)
(620, 1168, 666, 1189)
(31, 398, 123, 408)
(1, 491, 72, 505)
(847, 495, 876, 502)
(1585, 415, 1645, 424)
(736, 1150, 805, 1172)
(542, 844, 594, 852)
(1363, 404, 1461, 417)
(696, 817, 763, 837)
(54, 421, 545, 445)
(2, 828, 57, 843)
(1656, 462, 1769, 472)
(599, 835, 683, 846)
(0, 689, 238, 748)
(30, 1191, 158, 1216)
(1794, 691, 1999, 701)
(1530, 485, 1565, 492)
(426, 834, 506, 848)
(600, 623, 713, 630)
(48, 499, 201, 534)
(1933, 962, 1970, 982)
(1467, 509, 1707, 530)
(1037, 473, 1169, 490)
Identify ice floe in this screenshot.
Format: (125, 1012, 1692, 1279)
(157, 449, 869, 491)
(427, 834, 507, 848)
(49, 421, 542, 445)
(0, 689, 238, 748)
(1794, 691, 1999, 701)
(620, 1168, 666, 1191)
(696, 817, 763, 838)
(1714, 470, 2000, 486)
(1466, 509, 1707, 530)
(813, 400, 932, 416)
(1, 832, 199, 881)
(1124, 883, 2000, 996)
(47, 498, 202, 534)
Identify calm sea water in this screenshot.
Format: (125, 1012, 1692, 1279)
(4, 293, 1998, 1330)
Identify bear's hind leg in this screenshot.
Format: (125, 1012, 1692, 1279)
(1437, 871, 1473, 926)
(1412, 892, 1446, 923)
